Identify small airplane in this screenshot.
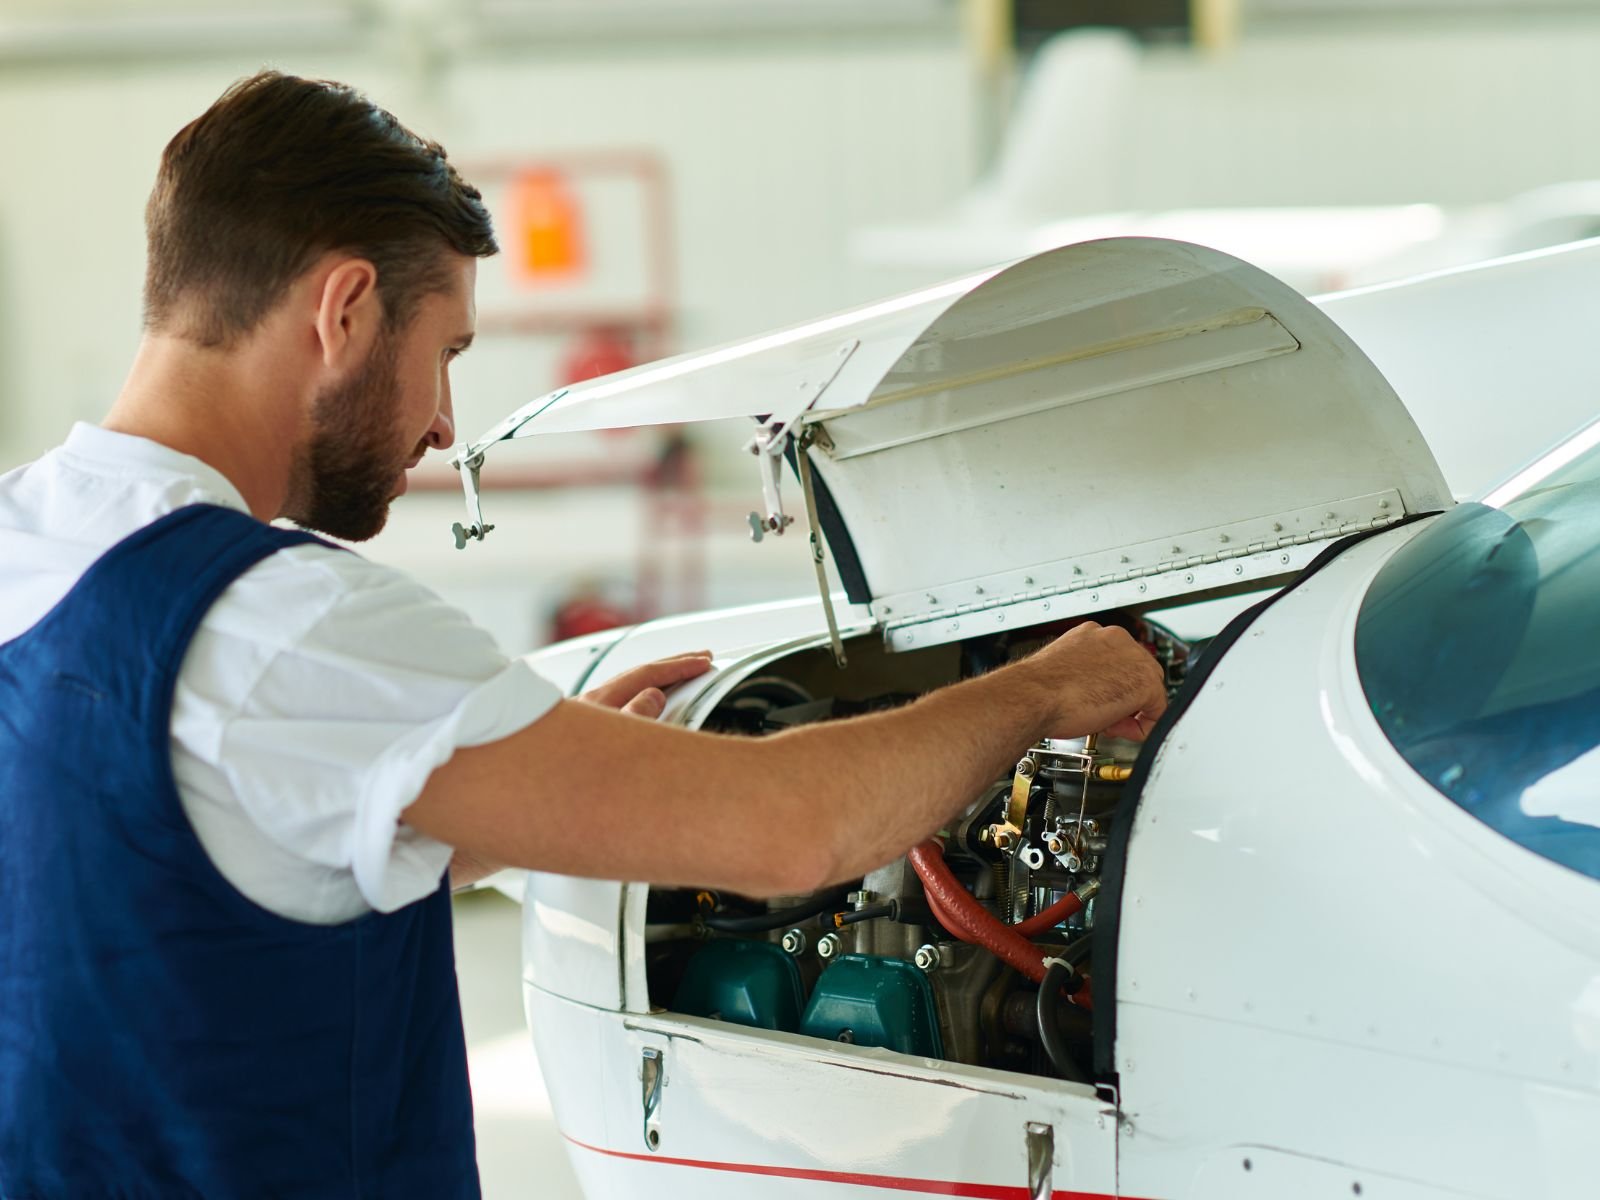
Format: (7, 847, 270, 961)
(455, 236, 1600, 1199)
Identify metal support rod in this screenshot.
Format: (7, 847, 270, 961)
(797, 428, 848, 669)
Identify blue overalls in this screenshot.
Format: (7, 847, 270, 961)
(0, 505, 479, 1198)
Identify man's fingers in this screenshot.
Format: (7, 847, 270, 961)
(582, 651, 713, 708)
(621, 688, 667, 718)
(1102, 711, 1156, 742)
(613, 653, 713, 692)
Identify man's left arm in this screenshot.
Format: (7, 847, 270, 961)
(446, 650, 713, 889)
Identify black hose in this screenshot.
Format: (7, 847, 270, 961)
(1038, 958, 1089, 1083)
(1059, 931, 1094, 967)
(830, 901, 898, 928)
(700, 885, 855, 933)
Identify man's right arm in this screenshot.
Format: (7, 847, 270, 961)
(401, 622, 1166, 898)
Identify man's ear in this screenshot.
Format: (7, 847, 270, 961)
(313, 258, 382, 370)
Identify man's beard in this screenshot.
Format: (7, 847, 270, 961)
(285, 333, 413, 542)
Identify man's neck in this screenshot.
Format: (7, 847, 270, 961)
(104, 333, 310, 522)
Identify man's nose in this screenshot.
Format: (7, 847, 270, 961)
(426, 388, 455, 450)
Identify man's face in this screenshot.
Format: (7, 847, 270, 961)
(287, 257, 476, 541)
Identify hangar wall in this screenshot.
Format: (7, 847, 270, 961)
(1127, 21, 1600, 208)
(5, 15, 1600, 470)
(0, 30, 977, 469)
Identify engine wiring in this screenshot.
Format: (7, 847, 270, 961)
(697, 884, 854, 933)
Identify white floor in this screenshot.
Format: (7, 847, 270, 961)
(454, 890, 586, 1200)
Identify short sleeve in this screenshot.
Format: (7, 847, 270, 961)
(172, 545, 562, 914)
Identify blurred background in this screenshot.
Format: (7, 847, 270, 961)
(5, 1, 1600, 1194)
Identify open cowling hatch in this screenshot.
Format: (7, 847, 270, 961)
(454, 237, 1450, 658)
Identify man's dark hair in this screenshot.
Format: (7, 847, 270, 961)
(144, 70, 497, 347)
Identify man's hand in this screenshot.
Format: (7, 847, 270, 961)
(1031, 621, 1168, 741)
(579, 650, 714, 719)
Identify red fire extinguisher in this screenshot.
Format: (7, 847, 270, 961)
(558, 325, 636, 387)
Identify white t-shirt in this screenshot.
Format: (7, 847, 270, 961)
(0, 424, 561, 924)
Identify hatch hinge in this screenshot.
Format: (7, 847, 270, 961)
(743, 339, 858, 543)
(744, 425, 794, 543)
(873, 491, 1406, 652)
(449, 387, 569, 549)
(450, 449, 492, 550)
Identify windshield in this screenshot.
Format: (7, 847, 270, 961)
(1355, 421, 1600, 882)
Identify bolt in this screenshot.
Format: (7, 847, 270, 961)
(836, 1028, 855, 1043)
(881, 606, 892, 615)
(1045, 834, 1066, 854)
(1024, 576, 1035, 586)
(1016, 757, 1038, 778)
(994, 830, 1017, 851)
(925, 593, 937, 603)
(974, 585, 985, 595)
(846, 890, 874, 910)
(1325, 512, 1336, 521)
(817, 933, 842, 960)
(781, 929, 808, 955)
(1219, 534, 1230, 543)
(913, 944, 942, 971)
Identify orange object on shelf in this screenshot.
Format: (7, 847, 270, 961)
(507, 168, 585, 282)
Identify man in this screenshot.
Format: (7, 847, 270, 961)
(0, 72, 1166, 1197)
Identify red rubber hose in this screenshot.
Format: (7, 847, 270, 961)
(924, 888, 976, 944)
(1013, 889, 1084, 939)
(907, 840, 1050, 984)
(918, 858, 1083, 941)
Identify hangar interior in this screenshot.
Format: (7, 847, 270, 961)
(3, 2, 1599, 1196)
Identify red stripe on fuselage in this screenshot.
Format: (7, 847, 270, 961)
(561, 1133, 1152, 1199)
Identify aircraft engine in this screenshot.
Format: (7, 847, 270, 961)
(640, 614, 1195, 1083)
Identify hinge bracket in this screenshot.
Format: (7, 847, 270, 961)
(743, 339, 858, 543)
(450, 449, 492, 550)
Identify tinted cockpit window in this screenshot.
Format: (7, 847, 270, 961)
(1355, 426, 1600, 882)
